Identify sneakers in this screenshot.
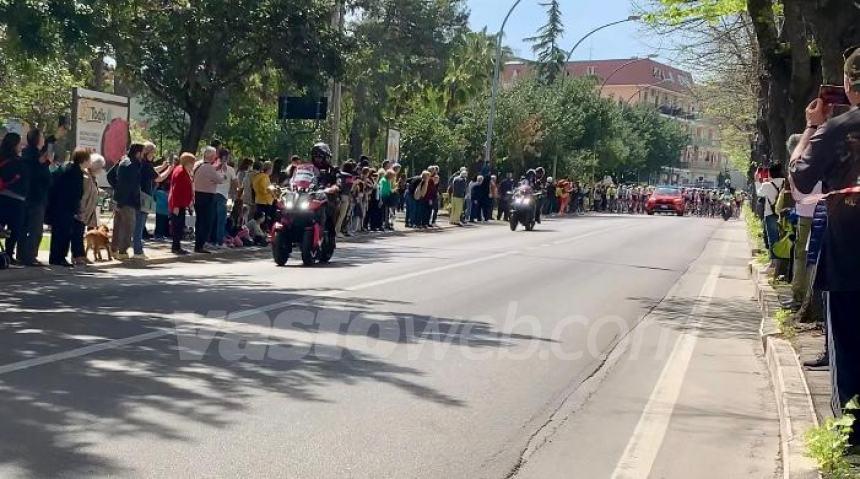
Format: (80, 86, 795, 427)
(133, 254, 150, 261)
(115, 252, 130, 261)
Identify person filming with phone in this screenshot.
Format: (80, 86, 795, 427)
(790, 46, 860, 442)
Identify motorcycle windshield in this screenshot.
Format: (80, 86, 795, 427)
(290, 164, 318, 190)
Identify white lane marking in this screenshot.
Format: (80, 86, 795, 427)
(0, 224, 621, 374)
(610, 264, 721, 479)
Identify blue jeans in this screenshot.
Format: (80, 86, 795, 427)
(133, 210, 148, 255)
(405, 195, 417, 226)
(764, 214, 779, 259)
(210, 194, 227, 245)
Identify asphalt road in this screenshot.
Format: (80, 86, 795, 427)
(0, 214, 779, 478)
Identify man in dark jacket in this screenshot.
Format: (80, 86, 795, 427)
(790, 48, 860, 437)
(108, 144, 144, 259)
(19, 129, 52, 266)
(48, 155, 84, 266)
(497, 173, 514, 221)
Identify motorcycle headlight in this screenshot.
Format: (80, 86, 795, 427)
(522, 197, 531, 205)
(514, 198, 523, 205)
(285, 200, 296, 210)
(299, 199, 310, 210)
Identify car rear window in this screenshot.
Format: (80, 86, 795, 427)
(655, 188, 680, 196)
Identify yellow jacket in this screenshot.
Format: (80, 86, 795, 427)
(252, 172, 274, 205)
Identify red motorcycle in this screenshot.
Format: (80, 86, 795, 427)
(271, 163, 336, 266)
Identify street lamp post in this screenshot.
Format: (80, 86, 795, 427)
(561, 15, 641, 84)
(483, 0, 525, 170)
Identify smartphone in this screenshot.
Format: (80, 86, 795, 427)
(819, 85, 850, 106)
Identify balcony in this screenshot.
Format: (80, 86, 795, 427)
(658, 105, 699, 121)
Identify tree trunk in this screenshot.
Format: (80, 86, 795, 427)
(349, 114, 363, 161)
(89, 54, 105, 91)
(804, 0, 860, 84)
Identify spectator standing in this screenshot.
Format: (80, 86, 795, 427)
(0, 133, 26, 261)
(19, 129, 52, 266)
(131, 142, 158, 259)
(470, 175, 484, 222)
(790, 52, 860, 439)
(107, 143, 144, 260)
(168, 153, 195, 255)
(234, 158, 253, 224)
(427, 166, 441, 226)
(210, 149, 237, 248)
(497, 173, 513, 221)
(193, 146, 225, 254)
(47, 148, 88, 266)
(79, 153, 104, 242)
(367, 170, 384, 231)
(448, 169, 468, 226)
(756, 163, 785, 266)
(404, 173, 422, 228)
(335, 161, 356, 237)
(379, 169, 395, 230)
(787, 134, 822, 309)
(414, 170, 431, 228)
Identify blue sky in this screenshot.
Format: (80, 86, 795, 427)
(466, 0, 668, 62)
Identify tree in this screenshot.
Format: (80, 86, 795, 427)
(525, 0, 566, 83)
(118, 0, 345, 152)
(344, 0, 469, 159)
(1, 0, 346, 153)
(399, 102, 461, 175)
(646, 0, 860, 168)
(0, 55, 81, 129)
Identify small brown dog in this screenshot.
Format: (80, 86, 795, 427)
(85, 225, 113, 262)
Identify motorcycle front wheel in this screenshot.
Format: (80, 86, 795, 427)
(301, 229, 318, 266)
(272, 230, 291, 266)
(319, 229, 336, 264)
(509, 213, 518, 231)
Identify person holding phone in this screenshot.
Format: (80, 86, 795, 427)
(790, 46, 860, 441)
(18, 129, 53, 266)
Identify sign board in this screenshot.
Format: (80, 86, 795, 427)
(386, 129, 401, 164)
(72, 88, 130, 167)
(278, 96, 328, 120)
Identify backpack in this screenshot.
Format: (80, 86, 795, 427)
(771, 216, 794, 260)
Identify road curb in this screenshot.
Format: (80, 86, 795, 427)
(748, 260, 821, 479)
(0, 221, 460, 284)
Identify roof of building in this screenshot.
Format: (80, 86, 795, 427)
(505, 58, 694, 95)
(568, 58, 694, 94)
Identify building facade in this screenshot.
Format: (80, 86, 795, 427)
(502, 58, 729, 186)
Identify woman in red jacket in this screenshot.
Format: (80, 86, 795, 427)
(168, 153, 195, 255)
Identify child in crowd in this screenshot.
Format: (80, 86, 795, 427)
(245, 210, 268, 246)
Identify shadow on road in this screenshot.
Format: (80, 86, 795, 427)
(0, 263, 552, 476)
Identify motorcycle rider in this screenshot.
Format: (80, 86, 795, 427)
(309, 142, 340, 232)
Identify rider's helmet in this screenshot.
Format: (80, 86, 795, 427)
(525, 169, 536, 183)
(311, 142, 333, 170)
(535, 167, 545, 179)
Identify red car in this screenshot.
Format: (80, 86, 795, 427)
(646, 187, 685, 216)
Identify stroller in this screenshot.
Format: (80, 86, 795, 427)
(0, 226, 9, 270)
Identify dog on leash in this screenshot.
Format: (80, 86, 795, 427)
(85, 225, 113, 262)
